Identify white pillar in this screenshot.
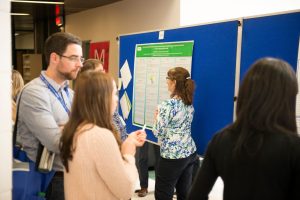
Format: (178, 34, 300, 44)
(0, 0, 12, 199)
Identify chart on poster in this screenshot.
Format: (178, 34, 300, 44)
(132, 41, 194, 128)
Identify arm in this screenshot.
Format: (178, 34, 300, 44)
(187, 140, 218, 200)
(291, 137, 300, 199)
(88, 128, 138, 200)
(20, 86, 61, 153)
(153, 102, 170, 139)
(112, 111, 128, 141)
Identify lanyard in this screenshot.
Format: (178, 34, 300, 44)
(40, 74, 71, 115)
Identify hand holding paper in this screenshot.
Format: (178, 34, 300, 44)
(128, 129, 147, 147)
(121, 130, 147, 156)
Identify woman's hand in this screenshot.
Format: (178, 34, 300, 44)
(128, 130, 147, 147)
(121, 130, 147, 156)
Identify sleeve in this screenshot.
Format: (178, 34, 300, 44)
(19, 86, 61, 153)
(291, 138, 300, 199)
(112, 111, 128, 141)
(187, 137, 219, 200)
(88, 128, 138, 200)
(153, 101, 171, 139)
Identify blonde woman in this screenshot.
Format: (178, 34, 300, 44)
(12, 69, 24, 122)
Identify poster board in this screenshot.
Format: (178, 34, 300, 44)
(240, 11, 300, 134)
(119, 21, 238, 154)
(240, 12, 300, 80)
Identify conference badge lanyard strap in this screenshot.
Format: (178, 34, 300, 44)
(40, 74, 71, 115)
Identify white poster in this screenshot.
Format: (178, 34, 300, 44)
(132, 41, 194, 128)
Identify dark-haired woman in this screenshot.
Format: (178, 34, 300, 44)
(153, 67, 197, 200)
(60, 71, 146, 200)
(187, 57, 300, 200)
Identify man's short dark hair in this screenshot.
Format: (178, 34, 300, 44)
(44, 32, 82, 65)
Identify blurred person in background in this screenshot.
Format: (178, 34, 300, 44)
(11, 69, 24, 123)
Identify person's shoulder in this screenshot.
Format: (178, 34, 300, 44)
(210, 126, 233, 144)
(287, 134, 300, 149)
(278, 134, 300, 160)
(161, 98, 172, 104)
(161, 98, 180, 107)
(83, 124, 114, 139)
(23, 77, 47, 94)
(93, 125, 112, 134)
(158, 99, 172, 110)
(20, 78, 48, 101)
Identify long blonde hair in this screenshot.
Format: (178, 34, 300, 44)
(12, 70, 24, 101)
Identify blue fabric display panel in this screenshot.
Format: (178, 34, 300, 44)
(240, 12, 300, 78)
(119, 21, 238, 154)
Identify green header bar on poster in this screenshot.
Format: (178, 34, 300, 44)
(136, 41, 194, 57)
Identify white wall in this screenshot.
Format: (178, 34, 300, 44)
(0, 0, 12, 199)
(180, 0, 300, 26)
(66, 0, 180, 80)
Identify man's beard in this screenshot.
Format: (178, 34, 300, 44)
(59, 70, 78, 81)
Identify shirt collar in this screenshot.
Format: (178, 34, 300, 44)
(41, 71, 69, 92)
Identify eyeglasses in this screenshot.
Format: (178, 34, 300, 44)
(57, 53, 85, 63)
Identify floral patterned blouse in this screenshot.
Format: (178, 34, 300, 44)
(112, 111, 127, 142)
(153, 98, 197, 159)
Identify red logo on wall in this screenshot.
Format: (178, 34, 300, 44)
(89, 41, 110, 72)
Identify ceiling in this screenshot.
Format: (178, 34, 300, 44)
(64, 0, 123, 15)
(11, 0, 123, 33)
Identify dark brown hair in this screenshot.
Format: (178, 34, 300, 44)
(60, 71, 121, 172)
(167, 67, 195, 105)
(230, 57, 298, 157)
(44, 32, 82, 65)
(81, 59, 104, 73)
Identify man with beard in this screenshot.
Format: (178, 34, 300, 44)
(17, 32, 83, 200)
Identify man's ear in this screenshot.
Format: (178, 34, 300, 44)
(49, 52, 59, 64)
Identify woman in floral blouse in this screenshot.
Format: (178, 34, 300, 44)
(153, 67, 197, 200)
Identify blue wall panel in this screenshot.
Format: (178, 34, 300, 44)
(240, 12, 300, 78)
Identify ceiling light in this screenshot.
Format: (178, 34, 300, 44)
(11, 13, 30, 16)
(11, 0, 64, 5)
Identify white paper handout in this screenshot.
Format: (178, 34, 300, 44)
(118, 77, 122, 91)
(120, 60, 132, 89)
(120, 91, 131, 119)
(159, 31, 164, 40)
